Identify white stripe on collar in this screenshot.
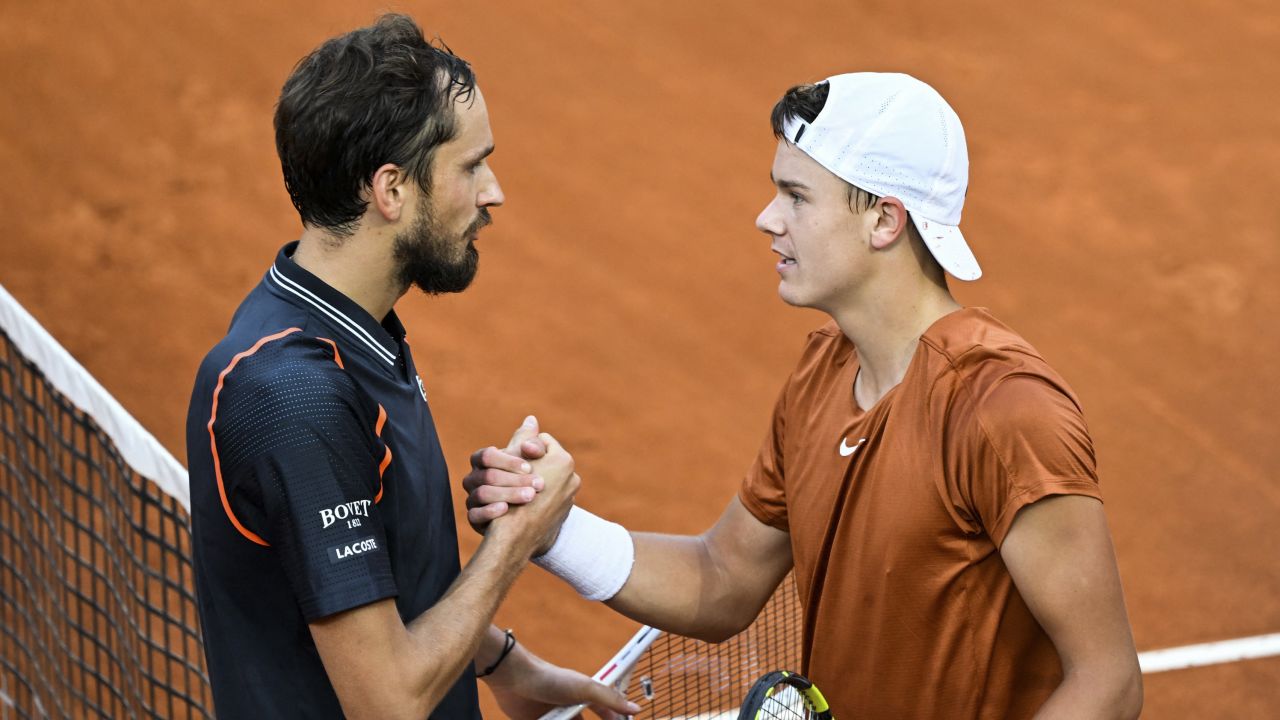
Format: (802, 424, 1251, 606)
(268, 266, 397, 366)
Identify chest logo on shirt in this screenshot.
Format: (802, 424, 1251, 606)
(319, 499, 372, 529)
(416, 375, 428, 403)
(839, 437, 867, 457)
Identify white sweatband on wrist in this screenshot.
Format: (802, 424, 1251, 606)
(533, 506, 635, 601)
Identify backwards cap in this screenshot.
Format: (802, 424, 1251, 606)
(782, 72, 981, 281)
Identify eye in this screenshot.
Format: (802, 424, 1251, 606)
(789, 192, 805, 206)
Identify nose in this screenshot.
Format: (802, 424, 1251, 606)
(478, 166, 505, 208)
(756, 196, 783, 236)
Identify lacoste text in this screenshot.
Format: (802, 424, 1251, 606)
(329, 537, 379, 564)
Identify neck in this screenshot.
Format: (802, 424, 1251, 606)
(292, 226, 407, 322)
(831, 273, 961, 411)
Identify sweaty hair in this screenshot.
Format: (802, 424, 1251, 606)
(274, 14, 476, 235)
(770, 81, 880, 214)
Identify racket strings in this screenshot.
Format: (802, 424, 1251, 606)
(757, 684, 817, 720)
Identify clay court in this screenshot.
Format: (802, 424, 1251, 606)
(1, 0, 1277, 717)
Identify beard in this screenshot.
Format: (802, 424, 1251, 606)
(393, 206, 490, 295)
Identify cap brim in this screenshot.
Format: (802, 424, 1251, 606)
(914, 218, 982, 281)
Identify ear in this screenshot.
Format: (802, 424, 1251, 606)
(869, 196, 910, 251)
(369, 163, 410, 223)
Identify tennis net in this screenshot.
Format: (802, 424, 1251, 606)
(627, 573, 803, 719)
(1, 280, 805, 720)
(0, 283, 213, 719)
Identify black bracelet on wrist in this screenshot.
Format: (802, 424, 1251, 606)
(476, 628, 517, 678)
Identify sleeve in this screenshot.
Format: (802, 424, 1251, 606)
(944, 374, 1103, 548)
(211, 337, 397, 620)
(739, 381, 790, 531)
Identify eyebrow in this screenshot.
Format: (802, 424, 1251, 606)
(464, 144, 495, 165)
(770, 173, 810, 191)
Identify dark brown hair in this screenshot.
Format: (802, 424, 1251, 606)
(274, 14, 476, 235)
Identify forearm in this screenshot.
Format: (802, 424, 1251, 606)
(531, 498, 790, 642)
(606, 532, 760, 642)
(396, 532, 530, 713)
(529, 510, 743, 636)
(318, 432, 583, 720)
(315, 532, 530, 720)
(473, 624, 512, 674)
(317, 530, 532, 720)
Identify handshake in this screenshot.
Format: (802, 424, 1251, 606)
(462, 415, 576, 560)
(464, 415, 635, 603)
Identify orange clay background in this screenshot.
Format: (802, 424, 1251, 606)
(1, 1, 1277, 717)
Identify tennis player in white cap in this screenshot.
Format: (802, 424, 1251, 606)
(468, 73, 1143, 719)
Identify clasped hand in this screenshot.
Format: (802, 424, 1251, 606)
(463, 416, 570, 557)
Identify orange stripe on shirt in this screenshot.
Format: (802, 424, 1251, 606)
(311, 337, 390, 501)
(374, 404, 391, 503)
(315, 337, 345, 368)
(207, 327, 303, 547)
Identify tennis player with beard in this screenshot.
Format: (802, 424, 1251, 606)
(184, 15, 638, 720)
(465, 73, 1143, 718)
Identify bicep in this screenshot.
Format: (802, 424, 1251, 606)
(1001, 495, 1138, 675)
(310, 599, 426, 720)
(704, 496, 794, 607)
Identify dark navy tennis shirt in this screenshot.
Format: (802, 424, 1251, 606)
(186, 242, 479, 719)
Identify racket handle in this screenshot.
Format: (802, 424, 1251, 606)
(539, 703, 588, 720)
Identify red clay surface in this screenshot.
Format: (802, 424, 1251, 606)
(2, 1, 1277, 717)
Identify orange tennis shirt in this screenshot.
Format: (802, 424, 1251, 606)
(739, 308, 1102, 719)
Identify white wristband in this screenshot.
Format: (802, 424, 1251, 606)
(533, 506, 634, 601)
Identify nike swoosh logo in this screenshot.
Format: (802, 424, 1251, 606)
(839, 437, 867, 457)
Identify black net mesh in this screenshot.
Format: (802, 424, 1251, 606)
(625, 573, 802, 719)
(0, 328, 214, 719)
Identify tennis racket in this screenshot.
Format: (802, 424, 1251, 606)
(538, 625, 663, 720)
(737, 670, 833, 720)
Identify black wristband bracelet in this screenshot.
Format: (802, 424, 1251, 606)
(476, 629, 517, 678)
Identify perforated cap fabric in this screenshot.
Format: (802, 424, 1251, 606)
(781, 72, 982, 281)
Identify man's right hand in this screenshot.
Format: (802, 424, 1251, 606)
(463, 416, 550, 532)
(478, 420, 577, 559)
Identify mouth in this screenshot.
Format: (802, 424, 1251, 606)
(467, 209, 493, 241)
(772, 247, 797, 269)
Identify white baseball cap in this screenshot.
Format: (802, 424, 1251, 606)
(781, 72, 981, 281)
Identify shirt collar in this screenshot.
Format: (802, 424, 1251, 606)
(266, 241, 403, 366)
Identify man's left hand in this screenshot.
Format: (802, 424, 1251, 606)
(482, 639, 641, 719)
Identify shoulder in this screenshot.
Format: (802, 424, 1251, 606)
(922, 308, 1081, 410)
(916, 310, 1093, 460)
(196, 283, 313, 381)
(920, 308, 1042, 370)
(205, 327, 368, 425)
